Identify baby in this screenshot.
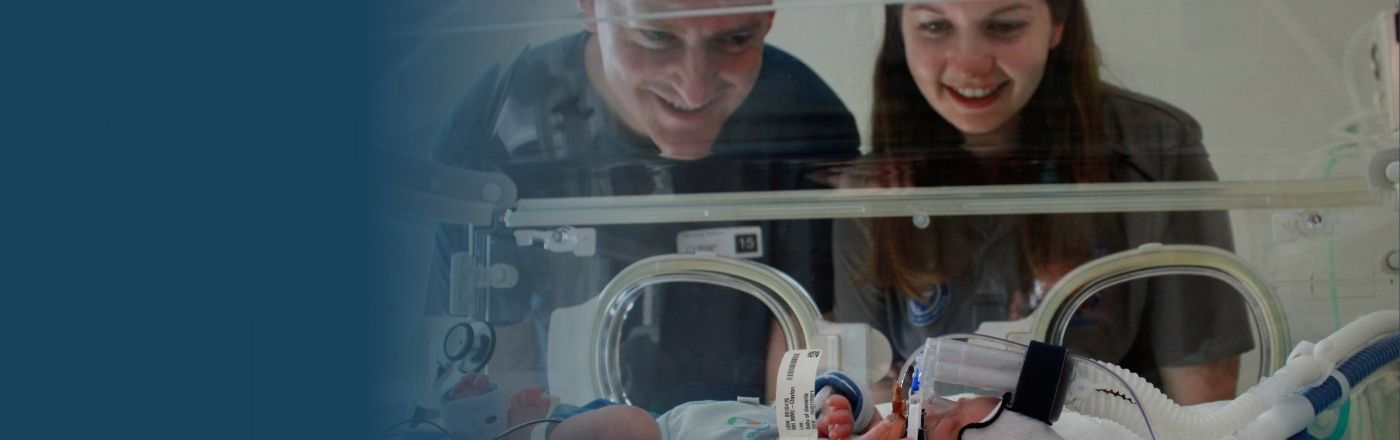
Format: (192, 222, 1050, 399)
(445, 373, 1025, 440)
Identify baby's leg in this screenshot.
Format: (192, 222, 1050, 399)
(817, 394, 856, 440)
(447, 372, 493, 399)
(503, 387, 552, 440)
(547, 405, 660, 440)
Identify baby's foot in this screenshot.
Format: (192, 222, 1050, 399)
(447, 372, 493, 400)
(817, 394, 855, 440)
(505, 387, 552, 440)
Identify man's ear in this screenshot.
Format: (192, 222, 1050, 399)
(578, 0, 598, 33)
(759, 11, 776, 34)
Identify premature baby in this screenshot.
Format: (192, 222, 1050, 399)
(445, 372, 1033, 440)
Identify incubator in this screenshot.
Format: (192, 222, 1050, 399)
(373, 1, 1400, 439)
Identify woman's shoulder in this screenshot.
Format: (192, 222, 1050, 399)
(1100, 84, 1202, 139)
(1099, 83, 1204, 157)
(1098, 84, 1217, 183)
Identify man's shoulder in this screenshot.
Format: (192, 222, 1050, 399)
(752, 45, 838, 104)
(717, 45, 860, 158)
(431, 33, 596, 167)
(489, 32, 591, 98)
(758, 44, 814, 75)
(453, 32, 590, 109)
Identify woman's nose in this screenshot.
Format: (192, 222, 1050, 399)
(946, 38, 996, 78)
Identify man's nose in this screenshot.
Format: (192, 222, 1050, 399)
(671, 48, 720, 107)
(946, 37, 995, 78)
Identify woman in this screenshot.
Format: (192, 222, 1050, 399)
(833, 0, 1254, 405)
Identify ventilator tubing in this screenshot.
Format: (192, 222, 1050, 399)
(1254, 332, 1400, 440)
(1070, 359, 1269, 440)
(1071, 311, 1399, 440)
(1238, 314, 1400, 440)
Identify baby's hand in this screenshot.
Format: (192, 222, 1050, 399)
(817, 394, 856, 440)
(855, 416, 907, 440)
(447, 372, 492, 400)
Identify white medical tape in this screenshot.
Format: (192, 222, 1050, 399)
(1328, 370, 1352, 409)
(776, 349, 822, 439)
(905, 401, 923, 439)
(528, 395, 561, 440)
(1309, 357, 1338, 389)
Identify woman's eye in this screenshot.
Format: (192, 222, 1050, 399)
(986, 20, 1028, 36)
(919, 20, 952, 33)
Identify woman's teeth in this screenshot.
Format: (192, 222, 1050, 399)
(953, 85, 998, 99)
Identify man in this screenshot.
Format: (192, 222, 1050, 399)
(429, 0, 859, 412)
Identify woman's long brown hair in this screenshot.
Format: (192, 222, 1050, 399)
(869, 0, 1115, 299)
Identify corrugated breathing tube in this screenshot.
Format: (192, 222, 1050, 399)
(1286, 332, 1400, 440)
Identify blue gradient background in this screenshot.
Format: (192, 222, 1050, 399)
(2, 1, 380, 438)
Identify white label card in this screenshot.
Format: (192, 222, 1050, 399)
(776, 349, 822, 439)
(676, 226, 763, 259)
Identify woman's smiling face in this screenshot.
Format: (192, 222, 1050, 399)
(901, 0, 1063, 138)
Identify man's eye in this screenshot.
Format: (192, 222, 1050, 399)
(986, 21, 1028, 36)
(640, 29, 675, 42)
(718, 33, 757, 51)
(919, 20, 951, 33)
